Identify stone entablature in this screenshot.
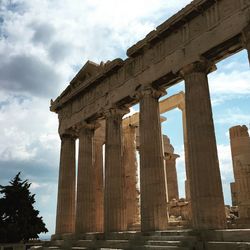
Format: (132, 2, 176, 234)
(51, 0, 250, 136)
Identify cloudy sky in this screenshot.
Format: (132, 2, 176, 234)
(0, 0, 250, 238)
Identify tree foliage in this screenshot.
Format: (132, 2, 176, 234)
(0, 173, 48, 243)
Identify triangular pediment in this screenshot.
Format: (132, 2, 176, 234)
(70, 60, 100, 88)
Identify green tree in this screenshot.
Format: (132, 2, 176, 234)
(0, 172, 48, 243)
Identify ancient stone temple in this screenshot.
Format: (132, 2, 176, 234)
(46, 0, 250, 249)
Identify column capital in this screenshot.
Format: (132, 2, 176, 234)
(75, 121, 100, 133)
(180, 60, 216, 77)
(103, 106, 130, 119)
(135, 86, 166, 100)
(164, 153, 180, 161)
(60, 128, 77, 140)
(94, 134, 105, 145)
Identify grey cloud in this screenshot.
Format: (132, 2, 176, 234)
(0, 159, 58, 185)
(0, 94, 30, 109)
(32, 23, 55, 45)
(0, 54, 63, 97)
(0, 0, 27, 13)
(0, 135, 60, 180)
(48, 41, 72, 62)
(0, 100, 11, 109)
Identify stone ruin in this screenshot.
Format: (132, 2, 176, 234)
(44, 0, 250, 249)
(228, 125, 250, 228)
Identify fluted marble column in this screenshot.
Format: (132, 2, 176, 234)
(55, 133, 76, 235)
(180, 61, 226, 229)
(164, 153, 179, 201)
(104, 108, 128, 232)
(75, 122, 97, 233)
(93, 133, 104, 232)
(229, 125, 250, 222)
(139, 87, 168, 232)
(123, 125, 139, 229)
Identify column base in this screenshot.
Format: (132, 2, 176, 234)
(51, 233, 76, 241)
(232, 218, 250, 228)
(50, 234, 59, 241)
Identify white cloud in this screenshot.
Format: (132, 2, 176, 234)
(210, 70, 250, 95)
(209, 54, 250, 106)
(217, 144, 235, 205)
(215, 108, 250, 126)
(175, 146, 186, 199)
(123, 107, 138, 119)
(0, 92, 59, 163)
(217, 144, 233, 177)
(30, 182, 42, 190)
(0, 127, 37, 161)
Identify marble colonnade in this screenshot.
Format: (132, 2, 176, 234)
(54, 59, 229, 236)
